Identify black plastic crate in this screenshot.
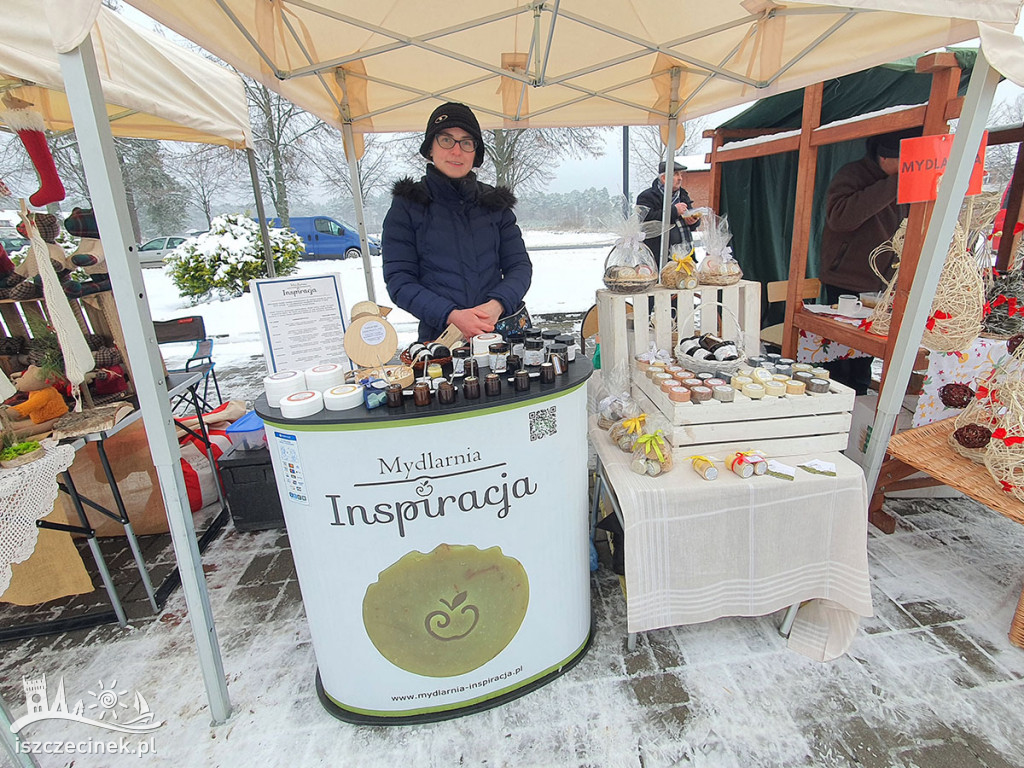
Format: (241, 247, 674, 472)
(218, 444, 285, 532)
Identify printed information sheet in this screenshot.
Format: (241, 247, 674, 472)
(253, 274, 350, 372)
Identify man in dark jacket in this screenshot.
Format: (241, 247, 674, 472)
(818, 129, 915, 394)
(382, 103, 532, 342)
(636, 159, 701, 265)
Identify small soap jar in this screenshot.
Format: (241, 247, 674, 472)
(555, 334, 578, 362)
(413, 381, 432, 407)
(524, 339, 545, 367)
(540, 361, 556, 383)
(541, 329, 559, 349)
(507, 332, 525, 358)
(515, 369, 531, 391)
(548, 343, 569, 374)
(489, 342, 509, 373)
(437, 380, 456, 405)
(385, 382, 404, 408)
(451, 346, 471, 376)
(463, 376, 481, 399)
(484, 373, 502, 396)
(505, 353, 522, 373)
(464, 358, 480, 379)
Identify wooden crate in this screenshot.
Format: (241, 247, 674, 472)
(596, 281, 761, 377)
(632, 371, 854, 458)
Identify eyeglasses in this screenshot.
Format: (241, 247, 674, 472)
(435, 134, 477, 152)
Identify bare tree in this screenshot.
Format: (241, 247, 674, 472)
(309, 130, 395, 202)
(986, 94, 1024, 191)
(628, 119, 709, 187)
(245, 79, 324, 226)
(169, 143, 245, 228)
(484, 127, 604, 193)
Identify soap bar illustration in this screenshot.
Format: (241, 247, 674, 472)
(362, 543, 529, 678)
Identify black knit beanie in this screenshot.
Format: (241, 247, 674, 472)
(419, 102, 485, 168)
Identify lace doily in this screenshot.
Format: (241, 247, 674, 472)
(0, 443, 76, 597)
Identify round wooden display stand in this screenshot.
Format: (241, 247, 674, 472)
(342, 312, 414, 388)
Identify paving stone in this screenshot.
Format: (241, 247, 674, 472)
(929, 625, 1015, 685)
(836, 716, 908, 768)
(628, 672, 690, 707)
(263, 550, 297, 583)
(237, 552, 277, 585)
(959, 732, 1024, 768)
(896, 740, 985, 767)
(900, 600, 966, 627)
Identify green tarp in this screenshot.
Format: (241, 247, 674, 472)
(718, 50, 977, 327)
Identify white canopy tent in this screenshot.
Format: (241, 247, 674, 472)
(18, 0, 1024, 753)
(0, 4, 254, 764)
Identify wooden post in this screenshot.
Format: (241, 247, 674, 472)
(706, 128, 725, 212)
(782, 82, 824, 358)
(997, 143, 1024, 271)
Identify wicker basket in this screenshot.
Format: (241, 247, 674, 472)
(673, 300, 747, 377)
(0, 445, 45, 468)
(697, 268, 743, 287)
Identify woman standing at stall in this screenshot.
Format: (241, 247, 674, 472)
(382, 103, 532, 342)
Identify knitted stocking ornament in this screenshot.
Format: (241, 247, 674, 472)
(2, 107, 65, 208)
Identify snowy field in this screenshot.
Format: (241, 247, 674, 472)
(146, 231, 620, 368)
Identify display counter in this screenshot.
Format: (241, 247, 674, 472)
(256, 358, 593, 724)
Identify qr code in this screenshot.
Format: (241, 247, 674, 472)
(529, 406, 557, 442)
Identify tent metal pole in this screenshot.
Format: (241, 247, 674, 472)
(659, 69, 681, 270)
(247, 148, 276, 277)
(863, 49, 1001, 496)
(1, 695, 39, 768)
(59, 34, 232, 726)
(342, 120, 376, 303)
(623, 125, 630, 215)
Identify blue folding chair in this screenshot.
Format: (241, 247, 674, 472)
(154, 316, 222, 413)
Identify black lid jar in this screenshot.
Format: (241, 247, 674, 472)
(523, 338, 545, 366)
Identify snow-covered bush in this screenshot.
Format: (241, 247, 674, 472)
(166, 214, 302, 301)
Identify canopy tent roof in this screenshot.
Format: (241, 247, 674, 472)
(122, 0, 1023, 135)
(1, 0, 251, 148)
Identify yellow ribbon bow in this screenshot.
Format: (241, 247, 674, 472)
(622, 415, 646, 434)
(671, 248, 696, 273)
(637, 430, 666, 461)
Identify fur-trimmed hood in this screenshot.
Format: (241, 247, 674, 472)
(392, 167, 516, 211)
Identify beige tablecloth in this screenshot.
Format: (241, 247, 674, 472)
(592, 427, 873, 661)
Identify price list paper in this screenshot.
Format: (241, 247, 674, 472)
(253, 274, 350, 373)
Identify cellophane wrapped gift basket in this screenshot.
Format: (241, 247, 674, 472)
(696, 212, 742, 286)
(603, 205, 660, 294)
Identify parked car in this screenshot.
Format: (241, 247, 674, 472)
(0, 228, 29, 256)
(138, 235, 189, 266)
(263, 216, 381, 260)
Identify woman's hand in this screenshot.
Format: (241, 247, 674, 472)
(447, 300, 504, 338)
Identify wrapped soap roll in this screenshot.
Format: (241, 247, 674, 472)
(765, 352, 781, 362)
(690, 385, 713, 402)
(652, 372, 675, 386)
(785, 379, 806, 396)
(731, 375, 753, 390)
(806, 377, 831, 395)
(264, 369, 306, 407)
(727, 452, 755, 478)
(733, 451, 768, 475)
(682, 378, 704, 389)
(764, 380, 786, 397)
(737, 365, 754, 377)
(280, 390, 324, 419)
(669, 386, 691, 403)
(674, 369, 695, 380)
(305, 363, 347, 390)
(775, 364, 793, 377)
(690, 455, 718, 480)
(751, 367, 774, 385)
(792, 363, 813, 373)
(794, 371, 814, 384)
(712, 385, 735, 402)
(635, 356, 651, 371)
(811, 367, 830, 380)
(660, 378, 681, 393)
(696, 372, 714, 381)
(742, 382, 765, 400)
(706, 378, 727, 388)
(747, 356, 765, 367)
(323, 383, 364, 411)
(778, 358, 796, 367)
(772, 373, 790, 383)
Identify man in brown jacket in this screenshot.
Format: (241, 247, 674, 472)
(818, 130, 915, 393)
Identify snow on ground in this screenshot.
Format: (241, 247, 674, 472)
(147, 231, 617, 369)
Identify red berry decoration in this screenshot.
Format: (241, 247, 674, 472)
(953, 423, 992, 449)
(939, 382, 974, 409)
(1009, 334, 1024, 355)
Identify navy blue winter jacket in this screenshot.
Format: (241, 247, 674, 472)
(382, 165, 532, 342)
